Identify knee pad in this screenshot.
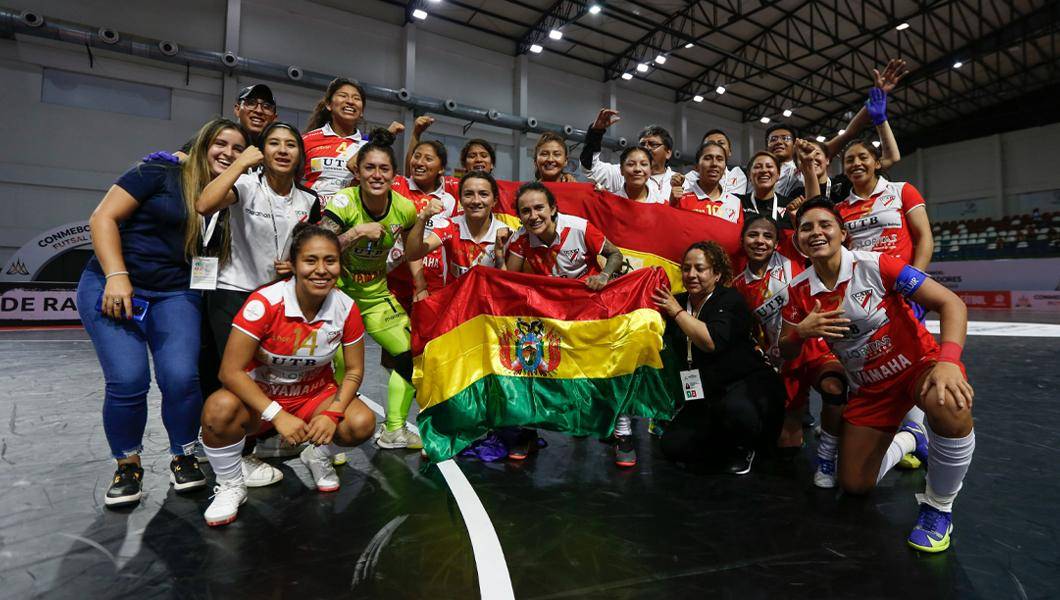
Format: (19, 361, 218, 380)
(393, 351, 413, 383)
(818, 373, 848, 406)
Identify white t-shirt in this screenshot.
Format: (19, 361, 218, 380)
(585, 151, 675, 204)
(219, 173, 322, 292)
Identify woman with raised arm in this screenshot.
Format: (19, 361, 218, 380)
(779, 197, 975, 552)
(200, 224, 376, 526)
(320, 129, 423, 450)
(78, 118, 248, 508)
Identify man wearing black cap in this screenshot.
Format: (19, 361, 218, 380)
(232, 83, 277, 145)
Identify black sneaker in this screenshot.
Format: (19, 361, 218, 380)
(614, 435, 637, 468)
(105, 463, 144, 508)
(170, 455, 207, 492)
(725, 448, 755, 476)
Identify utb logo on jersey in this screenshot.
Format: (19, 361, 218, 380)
(498, 319, 561, 376)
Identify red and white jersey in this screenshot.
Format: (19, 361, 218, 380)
(676, 181, 744, 255)
(442, 174, 461, 199)
(232, 278, 365, 399)
(302, 123, 365, 207)
(433, 214, 509, 280)
(684, 165, 748, 196)
(836, 177, 925, 264)
(733, 252, 802, 366)
(388, 176, 459, 292)
(508, 213, 605, 280)
(782, 248, 937, 393)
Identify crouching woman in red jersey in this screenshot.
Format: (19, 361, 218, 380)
(199, 224, 376, 526)
(779, 197, 975, 552)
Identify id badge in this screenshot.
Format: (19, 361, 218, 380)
(190, 256, 219, 290)
(680, 369, 706, 401)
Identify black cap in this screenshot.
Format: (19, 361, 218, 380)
(237, 84, 275, 105)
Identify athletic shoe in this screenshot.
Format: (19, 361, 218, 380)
(647, 418, 667, 437)
(614, 435, 637, 467)
(169, 455, 207, 492)
(377, 426, 424, 450)
(897, 421, 929, 470)
(204, 479, 247, 527)
(104, 463, 144, 508)
(813, 455, 837, 489)
(300, 445, 340, 492)
(726, 448, 755, 475)
(907, 504, 954, 552)
(241, 455, 283, 488)
(507, 429, 539, 461)
(254, 436, 303, 458)
(332, 452, 347, 466)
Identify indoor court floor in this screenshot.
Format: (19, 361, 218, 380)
(1, 314, 1057, 599)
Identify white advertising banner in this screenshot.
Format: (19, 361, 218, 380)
(1, 221, 92, 282)
(927, 257, 1060, 291)
(0, 283, 81, 325)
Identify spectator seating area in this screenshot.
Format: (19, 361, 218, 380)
(932, 211, 1060, 261)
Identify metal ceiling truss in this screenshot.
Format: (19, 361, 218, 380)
(516, 0, 591, 55)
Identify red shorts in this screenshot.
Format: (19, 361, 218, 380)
(781, 339, 839, 410)
(256, 382, 338, 433)
(843, 354, 967, 431)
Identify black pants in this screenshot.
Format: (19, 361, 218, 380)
(660, 371, 785, 463)
(199, 289, 252, 398)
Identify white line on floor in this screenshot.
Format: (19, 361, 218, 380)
(358, 396, 515, 600)
(925, 320, 1060, 337)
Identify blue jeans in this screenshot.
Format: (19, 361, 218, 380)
(77, 268, 203, 458)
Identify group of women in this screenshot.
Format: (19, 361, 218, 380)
(80, 60, 975, 552)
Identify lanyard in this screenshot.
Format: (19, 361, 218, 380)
(684, 294, 709, 367)
(258, 175, 293, 260)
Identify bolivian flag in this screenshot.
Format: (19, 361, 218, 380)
(491, 180, 741, 291)
(412, 266, 675, 461)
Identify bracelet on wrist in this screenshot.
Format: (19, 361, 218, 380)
(105, 271, 130, 279)
(261, 401, 282, 422)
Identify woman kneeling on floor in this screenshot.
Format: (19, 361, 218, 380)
(200, 223, 376, 526)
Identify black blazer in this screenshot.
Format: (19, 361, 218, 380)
(664, 287, 772, 397)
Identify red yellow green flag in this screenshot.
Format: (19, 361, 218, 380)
(411, 266, 675, 461)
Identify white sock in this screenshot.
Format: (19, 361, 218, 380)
(877, 431, 916, 483)
(903, 406, 925, 426)
(817, 431, 839, 462)
(614, 414, 632, 437)
(205, 437, 246, 484)
(922, 425, 975, 512)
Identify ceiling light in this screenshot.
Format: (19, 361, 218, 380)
(782, 109, 793, 118)
(896, 22, 910, 31)
(715, 85, 726, 95)
(655, 54, 667, 64)
(838, 128, 846, 135)
(549, 28, 563, 40)
(815, 135, 826, 142)
(412, 8, 428, 19)
(872, 140, 881, 147)
(760, 116, 771, 124)
(693, 94, 704, 102)
(684, 42, 694, 49)
(588, 4, 601, 14)
(529, 44, 543, 54)
(621, 72, 633, 80)
(953, 60, 963, 69)
(636, 62, 650, 72)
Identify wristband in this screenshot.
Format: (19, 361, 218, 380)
(322, 410, 344, 424)
(937, 341, 963, 365)
(261, 401, 282, 422)
(673, 309, 686, 319)
(106, 271, 130, 279)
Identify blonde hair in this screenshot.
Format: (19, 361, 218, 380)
(181, 119, 248, 264)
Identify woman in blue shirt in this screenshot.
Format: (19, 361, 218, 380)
(78, 118, 248, 508)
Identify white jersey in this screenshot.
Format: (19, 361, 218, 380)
(585, 151, 674, 204)
(219, 173, 321, 292)
(685, 165, 748, 195)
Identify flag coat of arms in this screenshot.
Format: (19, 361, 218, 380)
(411, 266, 675, 461)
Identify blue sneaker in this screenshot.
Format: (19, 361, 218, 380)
(897, 421, 928, 469)
(907, 504, 953, 552)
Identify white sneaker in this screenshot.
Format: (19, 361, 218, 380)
(204, 479, 247, 527)
(377, 426, 423, 450)
(255, 436, 303, 458)
(300, 445, 340, 492)
(242, 455, 283, 488)
(813, 456, 837, 489)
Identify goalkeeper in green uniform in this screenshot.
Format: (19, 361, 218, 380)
(322, 128, 423, 450)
